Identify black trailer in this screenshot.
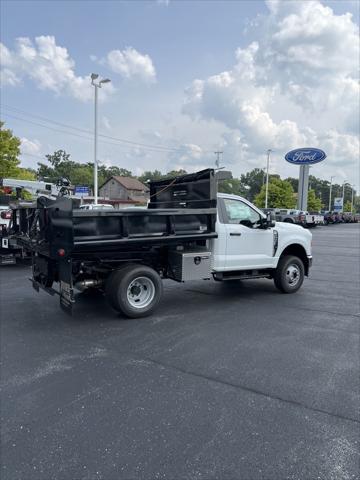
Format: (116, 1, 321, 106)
(10, 169, 225, 318)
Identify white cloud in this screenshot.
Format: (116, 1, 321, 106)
(0, 36, 114, 101)
(20, 137, 42, 155)
(101, 47, 156, 83)
(260, 1, 359, 120)
(167, 143, 210, 170)
(182, 0, 359, 181)
(0, 44, 22, 86)
(156, 0, 170, 6)
(102, 116, 111, 131)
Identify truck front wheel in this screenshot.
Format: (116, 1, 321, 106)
(274, 255, 304, 293)
(105, 264, 163, 318)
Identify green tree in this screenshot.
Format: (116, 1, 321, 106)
(106, 167, 132, 177)
(38, 151, 136, 188)
(353, 196, 360, 213)
(218, 178, 247, 196)
(254, 178, 296, 209)
(0, 121, 21, 177)
(343, 200, 353, 212)
(45, 149, 71, 169)
(240, 168, 280, 202)
(11, 168, 36, 180)
(137, 170, 164, 183)
(165, 169, 187, 178)
(37, 162, 56, 181)
(38, 150, 73, 182)
(307, 189, 322, 212)
(71, 166, 94, 186)
(240, 168, 264, 201)
(284, 177, 298, 193)
(38, 152, 95, 186)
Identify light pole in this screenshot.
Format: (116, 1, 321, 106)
(91, 73, 111, 204)
(329, 175, 335, 211)
(265, 149, 272, 209)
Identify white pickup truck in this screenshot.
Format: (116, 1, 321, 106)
(11, 169, 313, 318)
(272, 208, 323, 227)
(212, 194, 312, 282)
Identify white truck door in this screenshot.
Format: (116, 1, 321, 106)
(220, 197, 274, 270)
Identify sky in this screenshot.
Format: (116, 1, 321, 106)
(1, 0, 359, 189)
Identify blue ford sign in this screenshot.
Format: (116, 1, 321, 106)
(75, 185, 90, 196)
(285, 148, 326, 165)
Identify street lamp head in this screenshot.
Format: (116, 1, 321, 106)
(91, 73, 99, 80)
(100, 78, 111, 84)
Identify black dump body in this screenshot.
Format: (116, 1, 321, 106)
(10, 169, 219, 260)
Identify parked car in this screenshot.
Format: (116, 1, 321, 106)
(262, 208, 323, 228)
(323, 212, 335, 224)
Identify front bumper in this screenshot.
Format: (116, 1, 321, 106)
(307, 255, 313, 269)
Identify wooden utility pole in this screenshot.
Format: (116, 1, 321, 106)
(214, 151, 223, 168)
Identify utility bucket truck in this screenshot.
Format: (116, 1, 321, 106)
(8, 169, 312, 318)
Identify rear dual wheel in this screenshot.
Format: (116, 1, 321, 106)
(105, 264, 163, 318)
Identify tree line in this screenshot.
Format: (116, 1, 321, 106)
(0, 121, 358, 212)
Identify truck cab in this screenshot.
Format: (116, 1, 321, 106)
(212, 193, 312, 275)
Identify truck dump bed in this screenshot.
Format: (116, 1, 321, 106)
(11, 169, 219, 259)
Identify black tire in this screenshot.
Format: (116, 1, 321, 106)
(283, 218, 294, 223)
(105, 264, 163, 318)
(274, 255, 305, 293)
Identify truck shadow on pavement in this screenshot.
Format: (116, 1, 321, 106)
(71, 278, 281, 323)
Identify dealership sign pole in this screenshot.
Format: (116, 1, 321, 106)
(285, 148, 327, 211)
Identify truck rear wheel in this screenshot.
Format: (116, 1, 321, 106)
(105, 264, 163, 318)
(274, 255, 304, 293)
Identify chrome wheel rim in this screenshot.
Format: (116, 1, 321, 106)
(127, 277, 155, 309)
(286, 264, 301, 287)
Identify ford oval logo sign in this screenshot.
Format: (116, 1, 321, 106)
(285, 148, 326, 165)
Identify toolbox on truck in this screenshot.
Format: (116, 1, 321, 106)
(168, 249, 212, 282)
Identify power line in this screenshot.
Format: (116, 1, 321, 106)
(4, 112, 93, 141)
(3, 104, 170, 150)
(2, 112, 184, 154)
(2, 104, 213, 154)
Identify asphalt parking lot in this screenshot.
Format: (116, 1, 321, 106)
(1, 223, 359, 480)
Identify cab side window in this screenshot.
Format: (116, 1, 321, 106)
(223, 198, 262, 228)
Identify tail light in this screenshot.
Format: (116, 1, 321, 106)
(0, 210, 11, 220)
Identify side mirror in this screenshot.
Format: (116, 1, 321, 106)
(240, 219, 254, 228)
(266, 212, 276, 228)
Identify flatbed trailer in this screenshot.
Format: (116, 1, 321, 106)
(9, 169, 222, 316)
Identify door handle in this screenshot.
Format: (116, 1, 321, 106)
(229, 232, 241, 236)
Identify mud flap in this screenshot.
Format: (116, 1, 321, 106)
(59, 259, 74, 315)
